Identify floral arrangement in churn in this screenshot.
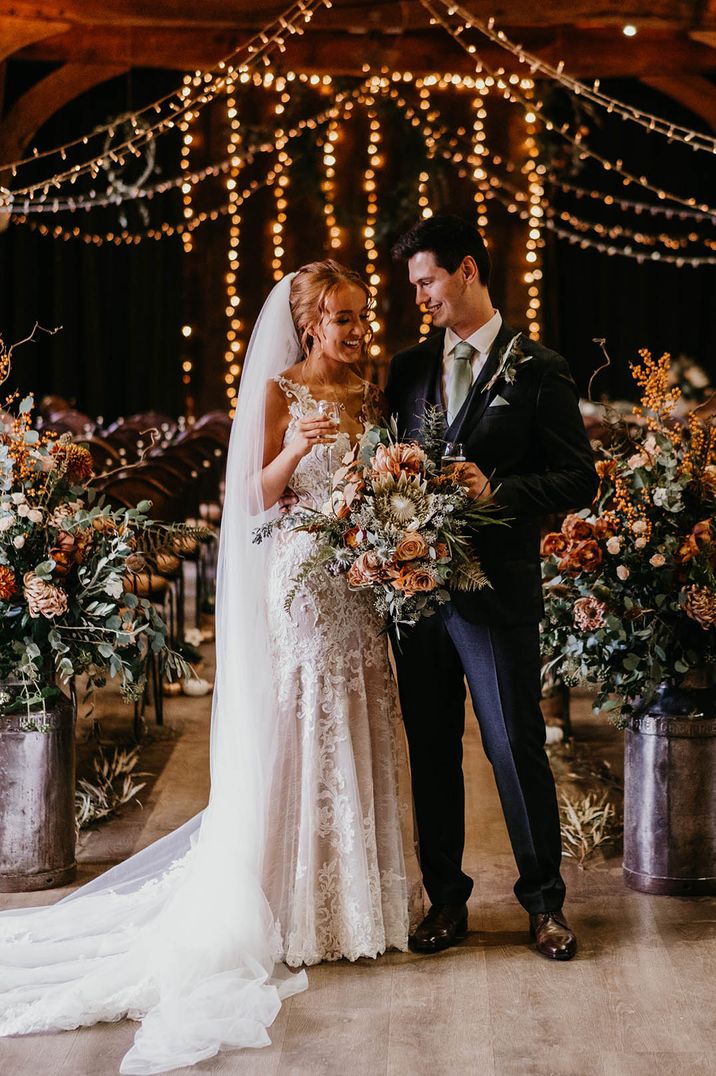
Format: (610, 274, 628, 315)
(541, 349, 716, 721)
(0, 336, 198, 721)
(255, 414, 503, 631)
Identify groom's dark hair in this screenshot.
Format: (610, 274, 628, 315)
(391, 215, 491, 286)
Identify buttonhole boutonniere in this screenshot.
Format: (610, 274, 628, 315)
(482, 333, 531, 394)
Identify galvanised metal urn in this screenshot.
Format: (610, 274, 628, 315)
(624, 676, 716, 896)
(0, 683, 77, 892)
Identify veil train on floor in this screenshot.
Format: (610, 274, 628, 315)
(0, 274, 308, 1076)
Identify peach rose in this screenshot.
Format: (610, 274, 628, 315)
(391, 565, 438, 595)
(371, 442, 426, 478)
(347, 551, 386, 587)
(541, 532, 570, 558)
(559, 539, 602, 576)
(395, 533, 428, 562)
(561, 514, 594, 542)
(593, 514, 619, 541)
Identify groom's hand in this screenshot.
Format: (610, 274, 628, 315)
(448, 462, 492, 500)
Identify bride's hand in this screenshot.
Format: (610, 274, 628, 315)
(291, 415, 339, 459)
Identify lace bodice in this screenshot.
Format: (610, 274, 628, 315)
(273, 375, 382, 510)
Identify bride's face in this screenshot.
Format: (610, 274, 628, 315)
(313, 283, 371, 365)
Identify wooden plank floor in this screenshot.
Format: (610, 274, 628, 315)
(1, 643, 715, 1076)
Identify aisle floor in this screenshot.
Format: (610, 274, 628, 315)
(1, 644, 714, 1076)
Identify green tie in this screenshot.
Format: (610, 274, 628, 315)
(447, 340, 475, 424)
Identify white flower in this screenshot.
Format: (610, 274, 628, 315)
(16, 503, 29, 518)
(104, 574, 123, 600)
(628, 453, 647, 470)
(13, 535, 25, 549)
(616, 565, 629, 581)
(650, 553, 666, 568)
(653, 488, 669, 507)
(27, 508, 43, 524)
(11, 492, 26, 505)
(606, 536, 621, 555)
(632, 520, 647, 535)
(0, 514, 14, 533)
(634, 536, 647, 550)
(643, 434, 660, 456)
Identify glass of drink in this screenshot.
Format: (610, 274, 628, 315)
(441, 441, 466, 470)
(316, 400, 341, 495)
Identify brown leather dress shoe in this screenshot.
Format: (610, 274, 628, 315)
(409, 903, 468, 953)
(529, 910, 577, 960)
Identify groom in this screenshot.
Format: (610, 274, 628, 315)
(387, 215, 598, 960)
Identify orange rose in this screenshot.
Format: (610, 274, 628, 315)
(593, 514, 619, 541)
(561, 514, 594, 541)
(0, 565, 17, 601)
(692, 519, 712, 546)
(49, 530, 76, 577)
(559, 539, 602, 576)
(391, 565, 438, 595)
(395, 533, 428, 562)
(344, 526, 364, 549)
(540, 532, 570, 558)
(347, 551, 386, 587)
(371, 442, 426, 478)
(676, 536, 699, 564)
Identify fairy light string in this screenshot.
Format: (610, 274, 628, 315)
(432, 0, 716, 156)
(0, 0, 332, 208)
(421, 0, 716, 220)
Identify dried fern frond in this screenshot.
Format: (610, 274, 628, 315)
(559, 790, 622, 869)
(75, 745, 149, 830)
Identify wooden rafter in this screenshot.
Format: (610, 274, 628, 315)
(0, 63, 127, 168)
(13, 26, 716, 78)
(641, 75, 716, 132)
(0, 16, 70, 64)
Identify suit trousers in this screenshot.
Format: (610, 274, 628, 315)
(393, 602, 566, 915)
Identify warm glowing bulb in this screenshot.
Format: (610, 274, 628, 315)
(182, 325, 192, 338)
(623, 23, 637, 37)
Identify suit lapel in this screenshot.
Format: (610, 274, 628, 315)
(446, 321, 517, 442)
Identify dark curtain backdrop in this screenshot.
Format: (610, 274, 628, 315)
(540, 78, 716, 399)
(0, 64, 184, 419)
(1, 66, 715, 417)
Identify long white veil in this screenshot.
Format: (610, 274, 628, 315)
(0, 274, 308, 1074)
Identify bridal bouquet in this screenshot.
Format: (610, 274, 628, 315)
(541, 349, 716, 721)
(255, 416, 502, 630)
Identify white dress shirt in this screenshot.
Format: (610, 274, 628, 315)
(441, 309, 503, 414)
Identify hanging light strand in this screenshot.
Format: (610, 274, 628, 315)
(224, 81, 245, 415)
(420, 0, 716, 220)
(361, 88, 384, 367)
(0, 0, 332, 207)
(431, 0, 716, 155)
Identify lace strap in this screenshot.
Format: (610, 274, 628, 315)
(273, 375, 314, 412)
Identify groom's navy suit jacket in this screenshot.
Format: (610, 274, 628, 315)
(385, 323, 599, 627)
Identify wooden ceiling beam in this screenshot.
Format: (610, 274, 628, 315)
(12, 26, 716, 77)
(641, 75, 716, 131)
(0, 62, 127, 168)
(0, 0, 708, 32)
(0, 15, 70, 64)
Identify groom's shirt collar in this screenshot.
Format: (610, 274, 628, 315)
(441, 310, 503, 408)
(443, 309, 503, 362)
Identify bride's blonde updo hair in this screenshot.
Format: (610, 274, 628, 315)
(289, 259, 373, 359)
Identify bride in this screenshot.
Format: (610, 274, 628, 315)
(0, 260, 420, 1074)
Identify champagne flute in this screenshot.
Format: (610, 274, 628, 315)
(316, 399, 341, 498)
(441, 441, 466, 470)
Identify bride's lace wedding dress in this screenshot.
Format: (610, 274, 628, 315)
(265, 376, 421, 966)
(0, 274, 420, 1073)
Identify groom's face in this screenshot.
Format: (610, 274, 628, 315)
(407, 251, 470, 331)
